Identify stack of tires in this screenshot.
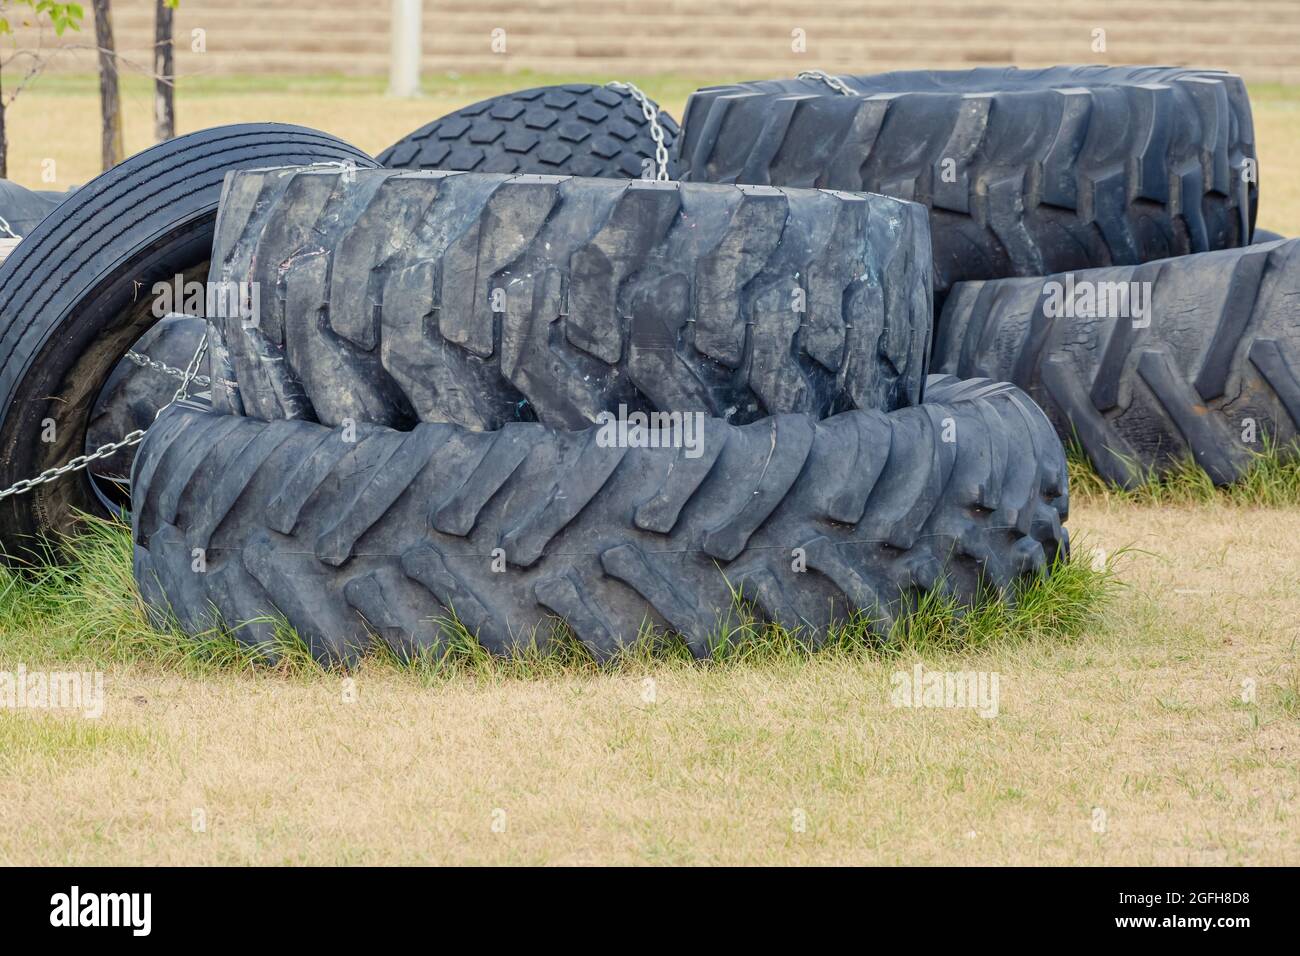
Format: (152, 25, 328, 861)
(677, 66, 1295, 488)
(130, 164, 1070, 662)
(42, 71, 1287, 663)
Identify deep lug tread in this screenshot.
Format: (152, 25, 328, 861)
(934, 239, 1300, 486)
(209, 169, 933, 430)
(133, 376, 1069, 663)
(678, 66, 1258, 290)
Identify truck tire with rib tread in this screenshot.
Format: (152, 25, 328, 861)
(932, 238, 1300, 486)
(133, 375, 1069, 663)
(207, 167, 932, 430)
(677, 66, 1258, 292)
(378, 83, 680, 180)
(0, 124, 376, 559)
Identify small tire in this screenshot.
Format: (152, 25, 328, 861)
(0, 179, 63, 238)
(86, 315, 210, 482)
(932, 238, 1300, 486)
(677, 66, 1258, 292)
(0, 124, 376, 560)
(207, 167, 933, 430)
(132, 375, 1069, 663)
(378, 83, 680, 180)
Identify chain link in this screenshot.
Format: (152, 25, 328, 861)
(168, 333, 209, 406)
(796, 70, 859, 96)
(606, 81, 671, 182)
(124, 349, 212, 387)
(0, 333, 209, 501)
(0, 429, 149, 500)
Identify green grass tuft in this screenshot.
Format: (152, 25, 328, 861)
(0, 518, 1121, 682)
(0, 518, 318, 676)
(1068, 437, 1300, 507)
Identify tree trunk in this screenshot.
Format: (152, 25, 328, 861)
(92, 0, 125, 170)
(0, 65, 7, 180)
(154, 0, 175, 141)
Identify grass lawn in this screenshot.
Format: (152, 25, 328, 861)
(0, 73, 1297, 866)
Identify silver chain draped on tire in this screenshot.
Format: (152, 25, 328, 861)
(0, 333, 209, 500)
(124, 349, 212, 388)
(606, 81, 671, 181)
(796, 70, 858, 96)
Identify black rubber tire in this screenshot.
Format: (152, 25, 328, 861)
(86, 315, 210, 482)
(207, 167, 933, 430)
(932, 238, 1300, 487)
(132, 375, 1069, 663)
(1253, 228, 1286, 244)
(378, 83, 680, 180)
(0, 124, 376, 560)
(677, 66, 1258, 293)
(0, 179, 63, 237)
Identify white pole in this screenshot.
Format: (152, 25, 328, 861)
(388, 0, 423, 97)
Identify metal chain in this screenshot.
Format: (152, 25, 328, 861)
(0, 333, 209, 501)
(167, 333, 209, 406)
(124, 349, 212, 388)
(0, 429, 149, 500)
(796, 70, 858, 96)
(606, 81, 671, 182)
(0, 213, 20, 241)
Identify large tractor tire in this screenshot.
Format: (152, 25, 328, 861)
(0, 124, 376, 560)
(132, 376, 1069, 663)
(677, 66, 1258, 293)
(379, 83, 680, 180)
(932, 238, 1300, 486)
(207, 167, 933, 430)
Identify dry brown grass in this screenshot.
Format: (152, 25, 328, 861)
(3, 73, 1298, 235)
(1, 502, 1296, 865)
(0, 74, 1296, 866)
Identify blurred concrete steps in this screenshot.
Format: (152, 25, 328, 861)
(13, 0, 1297, 85)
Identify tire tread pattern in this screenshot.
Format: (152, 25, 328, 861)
(133, 376, 1069, 663)
(931, 238, 1300, 485)
(208, 168, 932, 429)
(378, 83, 681, 180)
(677, 66, 1259, 291)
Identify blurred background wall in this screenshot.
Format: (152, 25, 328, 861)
(14, 0, 1300, 86)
